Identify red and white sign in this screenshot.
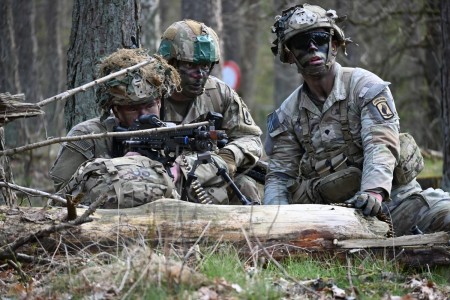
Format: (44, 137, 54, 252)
(222, 60, 241, 91)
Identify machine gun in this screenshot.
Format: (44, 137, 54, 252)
(113, 113, 257, 205)
(113, 113, 228, 165)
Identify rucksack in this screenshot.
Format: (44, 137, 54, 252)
(393, 132, 424, 185)
(63, 156, 177, 208)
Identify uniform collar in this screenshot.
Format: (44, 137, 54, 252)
(299, 62, 348, 115)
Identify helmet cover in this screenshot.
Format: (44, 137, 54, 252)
(158, 19, 220, 64)
(271, 4, 351, 64)
(96, 48, 181, 115)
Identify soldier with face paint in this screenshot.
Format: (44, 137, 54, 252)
(157, 20, 263, 205)
(265, 4, 450, 236)
(50, 49, 181, 207)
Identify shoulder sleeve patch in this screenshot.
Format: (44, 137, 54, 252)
(371, 97, 395, 120)
(242, 107, 253, 125)
(267, 111, 280, 133)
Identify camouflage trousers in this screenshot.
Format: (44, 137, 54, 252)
(384, 187, 450, 236)
(229, 175, 261, 205)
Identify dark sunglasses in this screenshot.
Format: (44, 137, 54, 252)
(287, 31, 331, 50)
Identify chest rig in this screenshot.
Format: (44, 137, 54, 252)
(298, 67, 363, 180)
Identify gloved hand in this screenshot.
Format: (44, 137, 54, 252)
(344, 192, 382, 217)
(218, 149, 237, 178)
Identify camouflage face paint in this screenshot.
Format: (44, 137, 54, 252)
(177, 61, 211, 98)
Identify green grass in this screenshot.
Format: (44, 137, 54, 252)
(196, 245, 449, 299)
(23, 242, 450, 299)
(419, 157, 443, 178)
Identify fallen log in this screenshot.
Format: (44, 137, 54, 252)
(1, 199, 449, 267)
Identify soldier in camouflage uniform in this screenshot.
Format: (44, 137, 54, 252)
(50, 48, 181, 208)
(157, 20, 263, 205)
(265, 4, 450, 235)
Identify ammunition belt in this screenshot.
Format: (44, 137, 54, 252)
(180, 154, 213, 204)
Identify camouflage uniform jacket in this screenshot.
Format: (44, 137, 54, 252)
(264, 63, 422, 205)
(163, 76, 263, 169)
(50, 116, 117, 191)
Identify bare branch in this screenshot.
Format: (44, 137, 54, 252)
(36, 59, 154, 107)
(0, 181, 66, 205)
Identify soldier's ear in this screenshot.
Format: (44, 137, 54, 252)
(111, 106, 119, 117)
(331, 40, 338, 54)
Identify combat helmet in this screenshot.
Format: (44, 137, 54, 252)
(96, 48, 180, 120)
(158, 19, 220, 65)
(271, 4, 351, 74)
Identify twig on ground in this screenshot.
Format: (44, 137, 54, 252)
(252, 235, 320, 297)
(241, 227, 258, 269)
(0, 194, 106, 262)
(0, 181, 67, 205)
(346, 254, 356, 298)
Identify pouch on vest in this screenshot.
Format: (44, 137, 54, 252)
(316, 167, 362, 204)
(393, 133, 424, 185)
(63, 156, 177, 208)
(287, 177, 321, 204)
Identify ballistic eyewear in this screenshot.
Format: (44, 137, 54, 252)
(287, 31, 331, 50)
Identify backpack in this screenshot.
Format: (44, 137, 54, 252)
(63, 156, 177, 208)
(393, 132, 424, 185)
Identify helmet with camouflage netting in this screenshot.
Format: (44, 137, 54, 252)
(96, 48, 181, 120)
(271, 4, 352, 74)
(158, 19, 220, 65)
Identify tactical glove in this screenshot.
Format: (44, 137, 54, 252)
(344, 192, 382, 217)
(218, 149, 237, 178)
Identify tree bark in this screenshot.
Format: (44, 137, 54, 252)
(0, 0, 21, 95)
(41, 0, 67, 138)
(0, 200, 387, 250)
(65, 0, 141, 131)
(181, 0, 223, 78)
(140, 0, 161, 53)
(442, 0, 450, 192)
(1, 200, 449, 267)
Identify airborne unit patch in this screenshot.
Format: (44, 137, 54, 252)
(372, 97, 394, 120)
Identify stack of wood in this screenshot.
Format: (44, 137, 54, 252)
(0, 92, 44, 206)
(0, 92, 44, 126)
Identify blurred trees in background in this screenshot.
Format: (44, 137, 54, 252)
(441, 0, 450, 191)
(0, 0, 448, 192)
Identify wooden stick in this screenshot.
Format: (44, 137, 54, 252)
(0, 121, 209, 156)
(37, 59, 154, 107)
(0, 181, 66, 205)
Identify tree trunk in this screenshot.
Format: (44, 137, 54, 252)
(159, 0, 181, 36)
(65, 0, 141, 131)
(2, 200, 449, 267)
(12, 0, 41, 103)
(140, 0, 161, 53)
(181, 0, 223, 78)
(41, 0, 67, 138)
(442, 0, 450, 192)
(0, 127, 17, 206)
(238, 1, 261, 107)
(272, 0, 302, 107)
(0, 0, 21, 95)
(221, 0, 241, 65)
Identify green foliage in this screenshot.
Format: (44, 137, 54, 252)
(419, 156, 443, 178)
(19, 242, 450, 299)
